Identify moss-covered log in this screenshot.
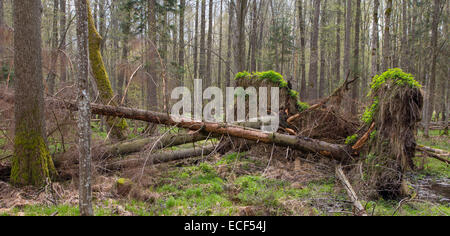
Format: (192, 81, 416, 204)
(86, 0, 128, 140)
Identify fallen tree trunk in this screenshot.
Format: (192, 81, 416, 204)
(417, 145, 449, 156)
(98, 133, 208, 158)
(0, 93, 355, 162)
(106, 145, 216, 170)
(335, 165, 368, 216)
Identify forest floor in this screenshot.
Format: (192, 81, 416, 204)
(0, 126, 449, 216)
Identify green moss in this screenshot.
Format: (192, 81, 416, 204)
(369, 68, 421, 96)
(10, 130, 56, 186)
(87, 1, 128, 139)
(345, 134, 359, 145)
(234, 70, 310, 113)
(296, 101, 310, 112)
(362, 97, 379, 124)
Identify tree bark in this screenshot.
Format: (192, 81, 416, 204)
(308, 0, 321, 100)
(226, 1, 234, 87)
(371, 0, 380, 78)
(107, 145, 217, 170)
(11, 0, 56, 186)
(425, 0, 441, 137)
(48, 0, 59, 95)
(87, 0, 128, 140)
(333, 0, 342, 91)
(178, 0, 186, 86)
(75, 0, 93, 216)
(233, 0, 249, 73)
(193, 0, 199, 80)
(382, 0, 392, 72)
(319, 0, 328, 98)
(199, 0, 207, 83)
(351, 0, 361, 113)
(59, 0, 67, 82)
(147, 0, 158, 111)
(299, 0, 307, 100)
(98, 133, 208, 158)
(206, 0, 213, 86)
(344, 0, 352, 81)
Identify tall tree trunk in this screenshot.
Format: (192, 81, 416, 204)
(193, 0, 199, 80)
(217, 0, 223, 89)
(0, 0, 3, 27)
(250, 0, 258, 72)
(226, 1, 234, 86)
(344, 0, 352, 80)
(319, 0, 328, 98)
(178, 0, 185, 86)
(87, 0, 128, 140)
(425, 0, 441, 137)
(11, 0, 56, 186)
(382, 0, 392, 72)
(118, 6, 131, 103)
(59, 0, 67, 83)
(48, 0, 59, 95)
(75, 0, 93, 216)
(233, 0, 249, 73)
(199, 0, 207, 83)
(147, 0, 158, 111)
(308, 0, 320, 100)
(351, 0, 361, 113)
(206, 0, 213, 86)
(334, 0, 342, 91)
(401, 0, 409, 71)
(371, 0, 380, 78)
(299, 0, 307, 100)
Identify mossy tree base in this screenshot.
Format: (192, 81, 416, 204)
(10, 131, 56, 186)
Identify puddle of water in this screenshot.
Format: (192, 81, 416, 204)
(414, 178, 450, 204)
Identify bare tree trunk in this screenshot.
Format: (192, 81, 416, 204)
(59, 0, 67, 82)
(382, 0, 392, 72)
(250, 0, 258, 72)
(48, 0, 59, 95)
(226, 1, 234, 86)
(334, 0, 342, 91)
(344, 0, 352, 80)
(217, 0, 223, 89)
(371, 0, 380, 78)
(299, 0, 307, 100)
(233, 0, 249, 73)
(206, 0, 213, 86)
(178, 0, 186, 86)
(193, 0, 199, 80)
(400, 0, 409, 70)
(425, 0, 441, 137)
(319, 0, 327, 98)
(147, 0, 158, 111)
(351, 0, 361, 113)
(11, 0, 56, 186)
(308, 0, 320, 100)
(0, 0, 3, 27)
(199, 0, 207, 83)
(75, 0, 93, 216)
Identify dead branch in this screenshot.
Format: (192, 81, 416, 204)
(335, 164, 368, 216)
